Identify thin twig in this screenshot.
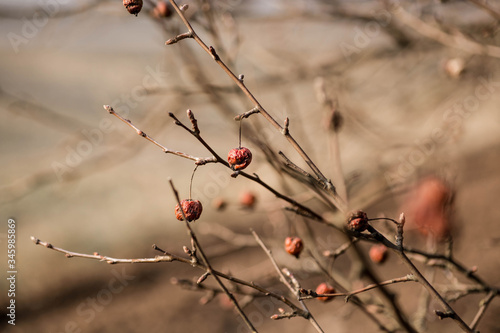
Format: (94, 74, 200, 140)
(391, 4, 500, 58)
(251, 230, 324, 333)
(469, 290, 497, 330)
(365, 225, 476, 333)
(166, 0, 340, 205)
(169, 179, 258, 333)
(103, 105, 217, 165)
(31, 235, 308, 318)
(300, 275, 417, 301)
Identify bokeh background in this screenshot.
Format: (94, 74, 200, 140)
(1, 0, 500, 332)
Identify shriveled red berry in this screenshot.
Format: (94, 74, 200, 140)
(285, 237, 303, 258)
(175, 199, 203, 222)
(227, 147, 252, 171)
(315, 282, 335, 302)
(123, 0, 143, 16)
(240, 191, 256, 208)
(346, 210, 368, 232)
(369, 244, 388, 264)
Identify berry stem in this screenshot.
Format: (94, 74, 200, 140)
(238, 119, 242, 149)
(189, 165, 199, 200)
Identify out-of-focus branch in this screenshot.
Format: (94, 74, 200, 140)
(392, 4, 500, 58)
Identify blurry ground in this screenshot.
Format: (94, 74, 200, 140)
(1, 1, 500, 332)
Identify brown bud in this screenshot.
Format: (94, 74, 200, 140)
(346, 210, 368, 232)
(227, 147, 252, 171)
(175, 199, 203, 222)
(123, 0, 143, 16)
(369, 244, 388, 264)
(285, 237, 303, 258)
(315, 282, 335, 302)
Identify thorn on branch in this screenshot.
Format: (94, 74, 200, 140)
(238, 74, 244, 82)
(282, 117, 289, 135)
(179, 4, 188, 12)
(209, 46, 220, 61)
(165, 31, 193, 45)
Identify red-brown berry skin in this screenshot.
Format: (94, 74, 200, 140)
(285, 237, 303, 258)
(153, 1, 172, 18)
(403, 177, 452, 241)
(240, 191, 256, 208)
(227, 147, 252, 171)
(346, 210, 368, 232)
(369, 244, 388, 264)
(175, 199, 203, 222)
(315, 283, 335, 302)
(123, 0, 143, 16)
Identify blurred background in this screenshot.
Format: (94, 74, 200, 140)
(1, 0, 500, 332)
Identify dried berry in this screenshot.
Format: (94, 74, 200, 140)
(153, 0, 172, 18)
(175, 199, 203, 222)
(402, 176, 453, 241)
(240, 191, 256, 208)
(315, 282, 335, 302)
(346, 210, 368, 232)
(123, 0, 143, 16)
(285, 237, 303, 258)
(369, 244, 388, 264)
(227, 147, 252, 171)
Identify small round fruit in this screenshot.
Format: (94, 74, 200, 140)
(315, 282, 335, 302)
(240, 191, 256, 208)
(123, 0, 143, 16)
(175, 199, 203, 222)
(369, 244, 388, 264)
(285, 237, 303, 258)
(153, 0, 172, 18)
(227, 147, 252, 171)
(346, 210, 368, 233)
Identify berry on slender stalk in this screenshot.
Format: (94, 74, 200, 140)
(123, 0, 143, 16)
(174, 166, 202, 222)
(228, 118, 252, 171)
(315, 283, 335, 302)
(228, 147, 252, 170)
(285, 237, 303, 258)
(175, 199, 203, 222)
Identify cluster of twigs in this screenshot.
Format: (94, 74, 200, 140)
(30, 0, 500, 332)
